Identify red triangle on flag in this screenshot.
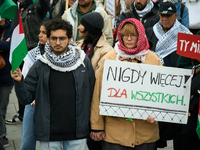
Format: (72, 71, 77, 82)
(18, 11, 24, 34)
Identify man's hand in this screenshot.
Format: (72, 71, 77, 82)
(6, 37, 10, 41)
(112, 27, 116, 34)
(11, 68, 22, 82)
(90, 131, 105, 141)
(31, 101, 35, 108)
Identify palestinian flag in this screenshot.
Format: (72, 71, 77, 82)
(0, 0, 17, 20)
(197, 93, 200, 139)
(9, 4, 28, 73)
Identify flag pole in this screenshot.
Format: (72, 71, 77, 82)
(65, 0, 68, 11)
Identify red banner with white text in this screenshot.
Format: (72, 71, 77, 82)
(177, 33, 200, 60)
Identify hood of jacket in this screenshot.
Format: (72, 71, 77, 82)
(117, 18, 149, 55)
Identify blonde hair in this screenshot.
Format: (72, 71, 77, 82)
(120, 22, 138, 35)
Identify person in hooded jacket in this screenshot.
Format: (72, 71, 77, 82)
(90, 18, 162, 150)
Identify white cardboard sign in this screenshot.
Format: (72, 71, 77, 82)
(105, 0, 116, 18)
(100, 60, 192, 124)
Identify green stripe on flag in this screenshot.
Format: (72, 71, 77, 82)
(197, 98, 200, 140)
(0, 0, 17, 20)
(197, 116, 200, 139)
(11, 38, 28, 73)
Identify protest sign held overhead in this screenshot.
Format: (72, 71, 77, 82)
(105, 0, 116, 18)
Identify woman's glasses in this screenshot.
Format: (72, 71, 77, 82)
(121, 34, 138, 39)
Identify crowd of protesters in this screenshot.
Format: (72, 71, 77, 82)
(0, 0, 200, 150)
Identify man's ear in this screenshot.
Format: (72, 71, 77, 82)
(68, 37, 72, 45)
(174, 13, 178, 19)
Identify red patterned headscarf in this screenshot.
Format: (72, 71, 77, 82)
(117, 18, 149, 55)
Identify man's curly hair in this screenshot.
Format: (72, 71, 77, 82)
(46, 19, 73, 39)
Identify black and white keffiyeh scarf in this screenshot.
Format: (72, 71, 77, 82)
(153, 19, 192, 58)
(163, 0, 178, 4)
(37, 41, 86, 72)
(24, 42, 41, 66)
(28, 43, 42, 61)
(134, 0, 154, 17)
(22, 42, 42, 77)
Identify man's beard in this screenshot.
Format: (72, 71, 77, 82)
(52, 44, 69, 54)
(135, 3, 146, 10)
(79, 0, 92, 7)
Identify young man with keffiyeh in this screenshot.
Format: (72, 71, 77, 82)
(11, 19, 95, 150)
(90, 18, 162, 149)
(146, 1, 192, 67)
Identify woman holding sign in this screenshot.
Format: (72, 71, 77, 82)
(90, 18, 162, 149)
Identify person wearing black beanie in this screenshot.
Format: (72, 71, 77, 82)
(80, 12, 104, 35)
(77, 12, 113, 74)
(77, 12, 108, 61)
(76, 12, 114, 150)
